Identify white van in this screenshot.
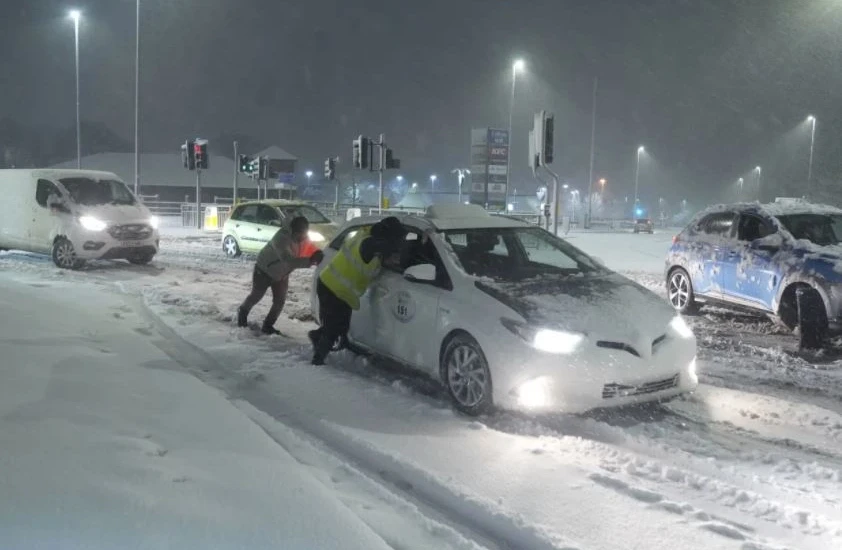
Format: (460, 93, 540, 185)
(0, 169, 159, 269)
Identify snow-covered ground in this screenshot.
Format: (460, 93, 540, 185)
(1, 228, 840, 549)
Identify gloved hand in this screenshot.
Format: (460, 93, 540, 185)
(310, 250, 325, 265)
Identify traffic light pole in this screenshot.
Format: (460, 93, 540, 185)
(541, 165, 560, 236)
(195, 168, 203, 230)
(374, 133, 385, 214)
(233, 141, 239, 203)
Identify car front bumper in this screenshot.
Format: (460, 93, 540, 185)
(490, 335, 698, 414)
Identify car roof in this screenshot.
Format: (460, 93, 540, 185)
(236, 199, 318, 208)
(0, 168, 124, 181)
(343, 204, 533, 232)
(695, 200, 842, 220)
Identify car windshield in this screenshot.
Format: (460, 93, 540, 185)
(279, 205, 330, 224)
(776, 213, 842, 246)
(442, 226, 601, 281)
(60, 177, 136, 206)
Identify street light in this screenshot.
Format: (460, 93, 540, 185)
(452, 168, 470, 203)
(396, 175, 403, 182)
(754, 166, 762, 200)
(69, 10, 81, 168)
(634, 146, 645, 204)
(807, 115, 816, 196)
(430, 174, 437, 193)
(305, 170, 313, 183)
(738, 177, 744, 201)
(599, 178, 606, 196)
(507, 59, 525, 205)
(134, 0, 141, 195)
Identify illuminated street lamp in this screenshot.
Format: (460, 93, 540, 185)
(754, 166, 762, 200)
(430, 174, 437, 193)
(507, 59, 525, 204)
(807, 115, 816, 195)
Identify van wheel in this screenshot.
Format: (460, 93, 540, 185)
(52, 238, 84, 270)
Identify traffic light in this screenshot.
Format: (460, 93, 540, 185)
(352, 135, 370, 170)
(194, 139, 209, 170)
(182, 140, 196, 170)
(384, 148, 400, 170)
(543, 114, 554, 165)
(532, 110, 554, 167)
(324, 157, 336, 180)
(258, 157, 269, 180)
(238, 154, 254, 174)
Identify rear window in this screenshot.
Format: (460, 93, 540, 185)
(697, 212, 735, 237)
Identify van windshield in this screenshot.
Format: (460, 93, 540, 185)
(60, 177, 136, 206)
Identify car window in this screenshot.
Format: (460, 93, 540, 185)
(35, 179, 61, 208)
(776, 214, 842, 246)
(235, 205, 259, 223)
(395, 227, 452, 290)
(329, 225, 372, 251)
(256, 205, 280, 225)
(278, 205, 331, 224)
(515, 230, 578, 269)
(698, 212, 736, 238)
(738, 214, 774, 242)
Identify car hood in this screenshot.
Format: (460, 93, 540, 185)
(76, 203, 153, 224)
(477, 272, 676, 343)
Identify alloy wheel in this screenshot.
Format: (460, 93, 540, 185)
(446, 344, 489, 408)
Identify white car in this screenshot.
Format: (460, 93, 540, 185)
(311, 205, 698, 416)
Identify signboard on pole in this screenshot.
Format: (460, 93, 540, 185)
(469, 127, 509, 210)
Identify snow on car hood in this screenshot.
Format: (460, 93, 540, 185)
(75, 203, 153, 224)
(477, 272, 676, 342)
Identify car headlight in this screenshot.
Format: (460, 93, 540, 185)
(149, 216, 159, 229)
(669, 316, 694, 339)
(79, 216, 106, 231)
(501, 318, 585, 354)
(308, 230, 325, 242)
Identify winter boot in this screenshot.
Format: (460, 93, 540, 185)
(261, 325, 281, 336)
(237, 307, 248, 328)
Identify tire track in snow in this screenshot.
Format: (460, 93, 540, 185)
(128, 292, 584, 550)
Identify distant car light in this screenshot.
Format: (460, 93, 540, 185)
(669, 316, 694, 339)
(517, 376, 553, 408)
(149, 216, 160, 229)
(79, 216, 106, 231)
(308, 230, 325, 242)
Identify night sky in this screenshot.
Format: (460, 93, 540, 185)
(2, 0, 842, 206)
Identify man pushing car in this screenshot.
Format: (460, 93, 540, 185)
(309, 216, 406, 365)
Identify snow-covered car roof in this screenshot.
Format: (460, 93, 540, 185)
(12, 168, 126, 182)
(693, 200, 842, 222)
(344, 204, 532, 232)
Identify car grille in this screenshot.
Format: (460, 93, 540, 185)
(602, 374, 679, 399)
(108, 224, 152, 241)
(596, 341, 640, 357)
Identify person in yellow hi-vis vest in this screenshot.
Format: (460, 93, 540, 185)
(309, 216, 406, 365)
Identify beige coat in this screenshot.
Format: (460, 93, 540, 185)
(256, 229, 311, 281)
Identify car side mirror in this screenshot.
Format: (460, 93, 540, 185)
(268, 219, 282, 227)
(403, 263, 436, 283)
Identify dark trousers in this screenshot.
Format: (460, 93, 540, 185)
(311, 279, 352, 363)
(238, 266, 289, 330)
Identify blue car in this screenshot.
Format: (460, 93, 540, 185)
(665, 201, 842, 333)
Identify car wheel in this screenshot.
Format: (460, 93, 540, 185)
(223, 235, 241, 258)
(52, 238, 84, 270)
(442, 334, 493, 416)
(667, 268, 698, 314)
(127, 254, 154, 265)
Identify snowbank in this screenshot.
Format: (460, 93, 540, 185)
(0, 272, 393, 550)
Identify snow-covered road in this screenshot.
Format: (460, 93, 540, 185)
(1, 229, 840, 549)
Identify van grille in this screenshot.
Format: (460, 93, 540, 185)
(108, 224, 152, 241)
(602, 375, 679, 399)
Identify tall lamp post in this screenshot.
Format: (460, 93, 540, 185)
(452, 168, 470, 204)
(507, 59, 525, 206)
(634, 145, 645, 205)
(134, 0, 141, 195)
(754, 166, 762, 200)
(430, 174, 437, 194)
(738, 177, 744, 201)
(807, 115, 816, 197)
(69, 10, 82, 168)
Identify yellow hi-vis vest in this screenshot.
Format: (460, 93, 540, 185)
(319, 227, 382, 310)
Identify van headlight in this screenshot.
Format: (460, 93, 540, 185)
(501, 318, 584, 354)
(149, 216, 160, 229)
(79, 216, 106, 231)
(669, 316, 694, 339)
